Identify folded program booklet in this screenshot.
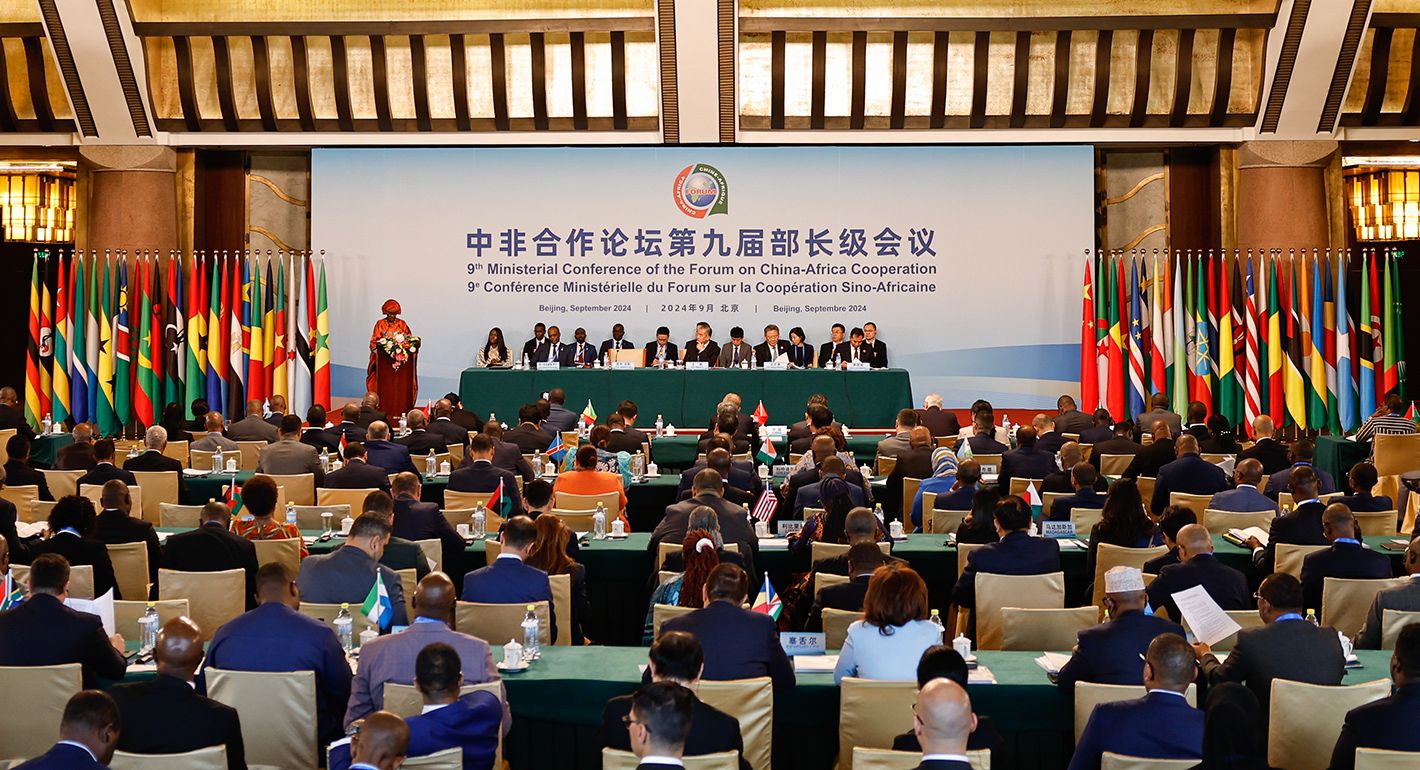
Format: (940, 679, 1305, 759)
(1224, 527, 1268, 547)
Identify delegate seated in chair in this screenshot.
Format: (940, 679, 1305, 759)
(1056, 567, 1185, 693)
(1069, 635, 1203, 770)
(13, 691, 122, 770)
(1329, 624, 1420, 770)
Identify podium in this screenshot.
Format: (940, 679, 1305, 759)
(368, 348, 418, 418)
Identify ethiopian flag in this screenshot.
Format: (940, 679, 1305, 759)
(751, 574, 782, 620)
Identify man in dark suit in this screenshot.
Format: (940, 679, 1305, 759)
(882, 427, 933, 519)
(1146, 524, 1250, 620)
(1150, 434, 1231, 515)
(653, 470, 758, 575)
(13, 691, 121, 770)
(364, 420, 417, 475)
(327, 403, 368, 446)
(1249, 465, 1328, 574)
(950, 496, 1061, 638)
(0, 497, 24, 566)
(1041, 442, 1107, 495)
(1134, 394, 1183, 440)
(257, 416, 326, 486)
(600, 323, 636, 360)
(521, 322, 548, 364)
(1123, 424, 1176, 480)
(659, 564, 794, 690)
(297, 514, 409, 628)
(1056, 566, 1186, 692)
(605, 414, 646, 456)
(752, 324, 791, 365)
(1070, 634, 1204, 770)
(962, 414, 1009, 456)
(357, 492, 431, 583)
(161, 501, 259, 609)
(227, 399, 280, 442)
(355, 392, 388, 429)
(789, 402, 839, 455)
(1357, 535, 1420, 649)
(92, 480, 160, 594)
(682, 322, 720, 365)
(1196, 573, 1345, 715)
(5, 435, 51, 500)
(793, 457, 868, 519)
(444, 393, 484, 434)
(109, 617, 245, 770)
(56, 424, 98, 471)
(678, 451, 756, 507)
(0, 386, 34, 440)
(391, 472, 466, 573)
(1048, 464, 1108, 523)
(24, 496, 120, 600)
(324, 442, 393, 492)
(532, 325, 564, 365)
(623, 682, 696, 770)
(1079, 409, 1116, 445)
(1142, 507, 1197, 574)
(1301, 503, 1393, 613)
(1335, 462, 1394, 513)
(1182, 401, 1211, 442)
(204, 562, 352, 746)
(427, 400, 471, 451)
(818, 325, 845, 369)
(300, 405, 341, 454)
(791, 509, 904, 630)
(0, 553, 126, 687)
(1092, 420, 1144, 458)
(997, 427, 1058, 493)
(1330, 623, 1420, 770)
(449, 434, 524, 514)
(263, 394, 289, 430)
(643, 327, 678, 368)
(559, 327, 598, 368)
(1263, 439, 1337, 499)
(807, 543, 883, 632)
(1032, 414, 1068, 455)
(696, 410, 751, 456)
(543, 388, 579, 433)
(861, 322, 888, 368)
(397, 410, 449, 457)
(478, 423, 536, 483)
(907, 678, 976, 770)
(602, 633, 748, 770)
(783, 436, 871, 514)
(343, 712, 409, 770)
(833, 327, 876, 368)
(1237, 414, 1289, 474)
(1207, 459, 1277, 513)
(463, 515, 556, 642)
(122, 425, 189, 499)
(614, 401, 655, 451)
(505, 404, 554, 455)
(915, 395, 961, 438)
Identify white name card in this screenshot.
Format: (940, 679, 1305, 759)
(780, 632, 827, 656)
(762, 425, 788, 440)
(1041, 521, 1077, 539)
(846, 361, 871, 371)
(685, 361, 710, 370)
(611, 361, 635, 370)
(777, 520, 806, 536)
(772, 464, 793, 477)
(979, 464, 999, 475)
(762, 361, 788, 370)
(536, 362, 561, 371)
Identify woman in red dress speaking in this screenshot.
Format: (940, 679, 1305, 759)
(366, 299, 419, 418)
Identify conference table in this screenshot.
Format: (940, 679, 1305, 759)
(31, 432, 73, 467)
(457, 367, 914, 428)
(1316, 435, 1370, 490)
(647, 434, 888, 470)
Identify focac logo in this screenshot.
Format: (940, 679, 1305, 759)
(673, 164, 729, 219)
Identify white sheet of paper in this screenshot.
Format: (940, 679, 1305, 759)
(1171, 585, 1241, 647)
(1214, 456, 1236, 476)
(969, 665, 997, 685)
(66, 589, 116, 637)
(794, 655, 839, 673)
(1034, 652, 1073, 674)
(155, 531, 169, 543)
(15, 521, 45, 538)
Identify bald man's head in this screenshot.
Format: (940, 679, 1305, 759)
(1059, 441, 1082, 468)
(1235, 458, 1264, 486)
(154, 617, 205, 681)
(99, 480, 130, 513)
(1322, 503, 1357, 541)
(810, 434, 836, 462)
(1252, 415, 1275, 438)
(913, 679, 976, 756)
(1175, 434, 1199, 456)
(1176, 524, 1214, 562)
(350, 711, 409, 770)
(413, 572, 457, 623)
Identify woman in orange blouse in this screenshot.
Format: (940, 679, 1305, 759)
(553, 445, 629, 527)
(229, 475, 308, 558)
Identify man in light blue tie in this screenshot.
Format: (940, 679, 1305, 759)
(534, 326, 562, 363)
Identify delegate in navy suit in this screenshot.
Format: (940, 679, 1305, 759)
(364, 438, 417, 475)
(448, 460, 524, 513)
(296, 546, 409, 628)
(0, 593, 127, 689)
(332, 691, 503, 770)
(1068, 691, 1203, 770)
(1146, 554, 1251, 620)
(322, 458, 392, 492)
(1329, 682, 1420, 770)
(75, 462, 136, 488)
(1333, 492, 1394, 513)
(1054, 610, 1186, 692)
(12, 743, 108, 770)
(1300, 539, 1393, 614)
(543, 402, 579, 433)
(1049, 488, 1106, 522)
(1151, 453, 1230, 515)
(202, 602, 353, 745)
(1264, 462, 1337, 500)
(996, 447, 1057, 493)
(392, 495, 466, 575)
(1207, 485, 1277, 513)
(559, 341, 598, 367)
(951, 530, 1060, 640)
(658, 600, 795, 691)
(794, 475, 867, 519)
(462, 554, 557, 643)
(1255, 501, 1327, 574)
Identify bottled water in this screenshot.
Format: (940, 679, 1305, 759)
(874, 503, 885, 522)
(334, 603, 354, 653)
(320, 448, 330, 472)
(632, 451, 646, 482)
(1306, 609, 1319, 625)
(929, 609, 945, 642)
(655, 414, 664, 437)
(521, 605, 540, 660)
(593, 503, 607, 538)
(285, 502, 297, 526)
(139, 602, 160, 654)
(472, 504, 487, 539)
(426, 450, 437, 477)
(213, 448, 223, 473)
(399, 414, 408, 432)
(532, 450, 543, 478)
(42, 415, 51, 435)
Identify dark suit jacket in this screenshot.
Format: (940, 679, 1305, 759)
(860, 338, 888, 367)
(505, 423, 552, 455)
(559, 341, 598, 367)
(1200, 435, 1242, 455)
(1256, 501, 1328, 574)
(1048, 488, 1107, 523)
(605, 429, 649, 455)
(651, 494, 759, 578)
(448, 461, 524, 514)
(76, 463, 135, 489)
(1036, 431, 1068, 455)
(1053, 409, 1094, 436)
(0, 497, 25, 563)
(1238, 438, 1289, 475)
(332, 691, 503, 770)
(364, 439, 417, 475)
(10, 743, 106, 769)
(965, 435, 1009, 455)
(683, 339, 720, 364)
(109, 674, 245, 770)
(522, 336, 546, 362)
(94, 509, 161, 590)
(392, 496, 465, 571)
(491, 440, 536, 482)
(25, 532, 120, 600)
(121, 450, 188, 499)
(753, 340, 791, 364)
(891, 719, 1004, 763)
(950, 531, 1061, 627)
(1329, 683, 1420, 770)
(882, 446, 933, 517)
(1093, 437, 1144, 457)
(1151, 454, 1231, 515)
(264, 413, 286, 429)
(1142, 548, 1179, 575)
(1264, 462, 1338, 500)
(161, 522, 260, 609)
(1333, 493, 1394, 513)
(1202, 618, 1344, 712)
(1301, 541, 1393, 613)
(1077, 426, 1113, 445)
(659, 601, 794, 690)
(1041, 469, 1107, 496)
(462, 556, 556, 643)
(643, 340, 678, 366)
(296, 545, 409, 627)
(1069, 691, 1203, 770)
(600, 337, 637, 357)
(427, 418, 470, 450)
(532, 340, 564, 365)
(785, 342, 814, 369)
(450, 408, 485, 434)
(784, 466, 869, 514)
(807, 574, 870, 631)
(602, 693, 749, 770)
(1123, 438, 1176, 479)
(5, 460, 51, 500)
(997, 447, 1058, 492)
(1054, 611, 1186, 692)
(0, 593, 126, 688)
(817, 341, 840, 368)
(55, 442, 97, 471)
(0, 403, 35, 439)
(322, 459, 392, 492)
(328, 421, 367, 446)
(301, 427, 341, 454)
(355, 406, 388, 429)
(398, 429, 449, 457)
(1145, 554, 1251, 620)
(915, 407, 961, 438)
(833, 341, 876, 367)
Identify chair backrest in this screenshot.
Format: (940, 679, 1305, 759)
(0, 485, 39, 515)
(1135, 477, 1156, 508)
(0, 664, 81, 760)
(158, 502, 204, 528)
(1354, 510, 1400, 538)
(396, 568, 417, 621)
(876, 456, 897, 477)
(1070, 508, 1106, 537)
(1181, 609, 1265, 651)
(456, 600, 550, 646)
(40, 469, 85, 499)
(1001, 606, 1098, 651)
(79, 484, 143, 525)
(1267, 679, 1392, 770)
(259, 473, 316, 506)
(1042, 492, 1071, 520)
(443, 490, 494, 512)
(697, 677, 773, 770)
(815, 572, 849, 595)
(1323, 578, 1406, 639)
(551, 510, 596, 531)
(1097, 454, 1134, 476)
(837, 677, 918, 770)
(443, 507, 504, 532)
(160, 440, 190, 469)
(234, 441, 264, 471)
(901, 478, 921, 532)
(253, 538, 302, 575)
(315, 487, 378, 510)
(1168, 492, 1213, 518)
(292, 504, 348, 530)
(1074, 682, 1197, 743)
(652, 603, 695, 638)
(106, 541, 149, 603)
(822, 608, 859, 649)
(114, 599, 189, 640)
(23, 498, 53, 524)
(1092, 544, 1169, 610)
(8, 564, 91, 600)
(811, 541, 891, 563)
(1008, 477, 1044, 498)
(1275, 543, 1328, 578)
(298, 602, 380, 638)
(110, 746, 226, 770)
(976, 571, 1065, 650)
(1356, 748, 1420, 769)
(550, 572, 572, 646)
(190, 449, 221, 471)
(1373, 433, 1420, 477)
(207, 667, 317, 770)
(1201, 509, 1276, 536)
(1381, 608, 1420, 649)
(413, 538, 442, 573)
(1200, 453, 1235, 465)
(0, 429, 14, 465)
(554, 490, 623, 513)
(485, 540, 503, 561)
(1278, 491, 1345, 510)
(1100, 753, 1199, 770)
(956, 543, 984, 581)
(850, 748, 991, 770)
(131, 471, 180, 521)
(930, 509, 969, 536)
(601, 749, 740, 770)
(157, 568, 245, 641)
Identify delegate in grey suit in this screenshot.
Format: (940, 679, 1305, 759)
(1356, 544, 1420, 649)
(258, 436, 326, 485)
(297, 543, 407, 627)
(227, 413, 280, 442)
(1207, 485, 1278, 514)
(345, 617, 506, 728)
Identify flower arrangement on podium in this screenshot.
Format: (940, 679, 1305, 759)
(376, 332, 421, 370)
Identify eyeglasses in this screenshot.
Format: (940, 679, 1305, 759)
(621, 715, 651, 734)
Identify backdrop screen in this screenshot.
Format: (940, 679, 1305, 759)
(313, 146, 1093, 409)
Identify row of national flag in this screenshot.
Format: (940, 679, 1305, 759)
(23, 250, 333, 436)
(1080, 248, 1406, 435)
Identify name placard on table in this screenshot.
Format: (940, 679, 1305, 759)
(780, 632, 826, 656)
(777, 520, 805, 536)
(685, 361, 710, 370)
(762, 361, 789, 370)
(611, 361, 635, 370)
(537, 362, 561, 371)
(1041, 521, 1076, 539)
(846, 361, 871, 371)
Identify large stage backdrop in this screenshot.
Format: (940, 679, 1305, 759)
(313, 146, 1093, 411)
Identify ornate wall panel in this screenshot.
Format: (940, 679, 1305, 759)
(1340, 0, 1420, 127)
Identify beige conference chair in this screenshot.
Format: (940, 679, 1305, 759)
(1356, 748, 1420, 769)
(975, 571, 1065, 651)
(811, 541, 891, 563)
(1168, 492, 1213, 518)
(929, 508, 970, 536)
(1381, 609, 1420, 649)
(837, 677, 918, 770)
(114, 599, 189, 640)
(550, 572, 572, 646)
(1275, 543, 1328, 578)
(79, 485, 143, 525)
(293, 504, 348, 531)
(456, 600, 551, 647)
(0, 663, 81, 762)
(1, 485, 41, 518)
(206, 668, 318, 770)
(1354, 510, 1400, 538)
(158, 502, 204, 528)
(1092, 544, 1168, 612)
(821, 608, 859, 649)
(106, 541, 150, 603)
(1096, 454, 1134, 477)
(554, 490, 622, 515)
(233, 441, 264, 471)
(1322, 578, 1406, 640)
(1201, 509, 1276, 536)
(40, 469, 84, 500)
(260, 473, 316, 506)
(253, 537, 302, 576)
(652, 604, 695, 638)
(1100, 754, 1198, 770)
(316, 487, 378, 510)
(131, 471, 180, 520)
(1071, 508, 1106, 538)
(1001, 606, 1098, 651)
(697, 677, 773, 770)
(110, 746, 226, 770)
(8, 564, 93, 600)
(1267, 679, 1391, 770)
(158, 568, 244, 642)
(1075, 682, 1197, 743)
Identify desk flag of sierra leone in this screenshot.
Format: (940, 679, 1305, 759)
(751, 574, 782, 620)
(361, 573, 394, 630)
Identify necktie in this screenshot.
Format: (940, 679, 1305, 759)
(576, 346, 583, 364)
(853, 347, 859, 362)
(733, 347, 739, 365)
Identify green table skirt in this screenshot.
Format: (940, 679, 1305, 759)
(1316, 436, 1370, 492)
(458, 367, 913, 429)
(32, 433, 73, 468)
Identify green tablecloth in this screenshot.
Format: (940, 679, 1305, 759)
(31, 433, 73, 468)
(458, 368, 913, 429)
(1316, 436, 1371, 492)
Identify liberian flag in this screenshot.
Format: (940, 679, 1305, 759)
(580, 400, 597, 426)
(1025, 481, 1043, 520)
(751, 490, 778, 522)
(751, 574, 781, 620)
(546, 432, 568, 464)
(755, 436, 777, 466)
(360, 573, 394, 629)
(487, 477, 513, 517)
(752, 400, 768, 425)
